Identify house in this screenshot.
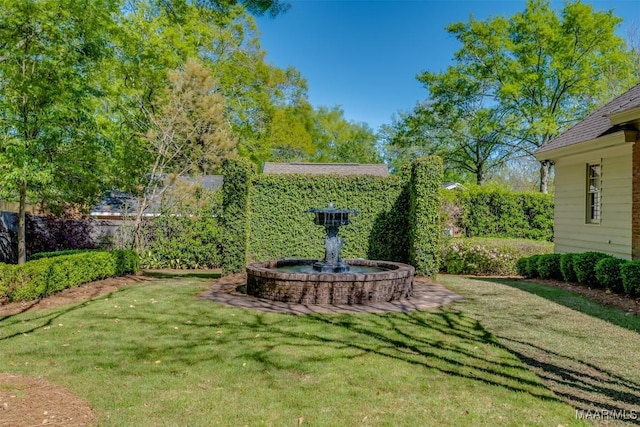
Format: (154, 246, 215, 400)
(90, 175, 223, 220)
(262, 162, 389, 177)
(534, 83, 640, 259)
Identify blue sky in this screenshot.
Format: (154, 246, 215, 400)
(256, 0, 640, 132)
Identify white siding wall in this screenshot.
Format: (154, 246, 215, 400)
(553, 144, 632, 259)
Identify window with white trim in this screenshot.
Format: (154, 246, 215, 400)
(587, 163, 601, 223)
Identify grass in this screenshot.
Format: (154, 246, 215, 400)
(440, 275, 640, 426)
(0, 275, 588, 426)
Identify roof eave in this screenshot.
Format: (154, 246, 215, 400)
(534, 129, 638, 161)
(606, 105, 640, 126)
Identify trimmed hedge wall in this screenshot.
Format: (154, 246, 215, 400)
(221, 157, 443, 277)
(221, 158, 254, 274)
(442, 185, 553, 241)
(0, 250, 139, 302)
(409, 157, 443, 276)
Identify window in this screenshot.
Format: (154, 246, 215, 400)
(587, 163, 601, 223)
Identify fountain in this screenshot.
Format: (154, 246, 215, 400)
(245, 203, 414, 305)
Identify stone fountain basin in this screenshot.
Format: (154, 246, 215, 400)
(245, 259, 414, 305)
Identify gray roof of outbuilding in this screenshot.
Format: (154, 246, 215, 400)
(262, 162, 389, 177)
(536, 83, 640, 155)
(91, 175, 223, 216)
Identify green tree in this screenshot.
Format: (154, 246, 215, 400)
(0, 0, 117, 264)
(428, 0, 636, 192)
(131, 60, 235, 250)
(312, 106, 381, 163)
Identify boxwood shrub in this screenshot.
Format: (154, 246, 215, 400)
(573, 252, 612, 287)
(537, 253, 563, 280)
(594, 257, 626, 293)
(621, 261, 640, 296)
(526, 254, 542, 278)
(560, 253, 577, 283)
(0, 250, 138, 302)
(516, 257, 529, 277)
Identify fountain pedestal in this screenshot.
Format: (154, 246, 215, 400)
(307, 203, 357, 273)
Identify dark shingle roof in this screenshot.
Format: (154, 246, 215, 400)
(536, 83, 640, 155)
(262, 162, 389, 177)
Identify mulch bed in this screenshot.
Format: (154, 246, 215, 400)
(522, 278, 640, 316)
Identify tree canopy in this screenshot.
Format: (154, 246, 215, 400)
(386, 0, 637, 192)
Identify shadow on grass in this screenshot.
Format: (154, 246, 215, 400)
(465, 277, 640, 424)
(472, 277, 640, 334)
(142, 271, 222, 279)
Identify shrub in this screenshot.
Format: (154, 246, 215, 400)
(526, 254, 542, 278)
(30, 249, 95, 261)
(537, 253, 563, 280)
(560, 253, 577, 283)
(442, 238, 552, 276)
(516, 257, 529, 277)
(454, 185, 553, 242)
(595, 257, 626, 293)
(621, 261, 640, 296)
(0, 250, 138, 302)
(573, 252, 612, 287)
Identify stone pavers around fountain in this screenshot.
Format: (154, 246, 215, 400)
(200, 273, 465, 315)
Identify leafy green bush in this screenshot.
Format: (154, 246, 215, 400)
(139, 197, 222, 270)
(442, 238, 552, 276)
(516, 257, 529, 277)
(0, 250, 138, 301)
(560, 253, 577, 283)
(450, 185, 553, 242)
(621, 261, 640, 296)
(595, 257, 626, 293)
(526, 254, 542, 278)
(573, 252, 612, 287)
(30, 249, 96, 261)
(537, 253, 563, 280)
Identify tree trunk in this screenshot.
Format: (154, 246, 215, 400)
(17, 181, 27, 264)
(476, 169, 485, 185)
(539, 160, 552, 193)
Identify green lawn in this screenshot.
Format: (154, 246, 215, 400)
(440, 275, 640, 426)
(1, 273, 623, 426)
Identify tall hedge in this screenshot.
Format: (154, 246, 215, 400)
(409, 156, 443, 277)
(443, 185, 553, 241)
(221, 158, 254, 274)
(221, 157, 443, 275)
(247, 174, 410, 262)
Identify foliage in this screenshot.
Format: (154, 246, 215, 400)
(560, 253, 577, 283)
(536, 253, 563, 280)
(0, 0, 118, 263)
(221, 158, 254, 274)
(621, 261, 640, 296)
(30, 249, 96, 261)
(222, 157, 442, 275)
(247, 175, 409, 263)
(311, 106, 382, 164)
(419, 0, 636, 191)
(138, 189, 223, 269)
(573, 252, 613, 287)
(26, 215, 97, 259)
(443, 238, 552, 276)
(409, 156, 443, 276)
(516, 257, 529, 277)
(0, 250, 138, 301)
(525, 254, 542, 278)
(595, 257, 626, 293)
(442, 185, 553, 241)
